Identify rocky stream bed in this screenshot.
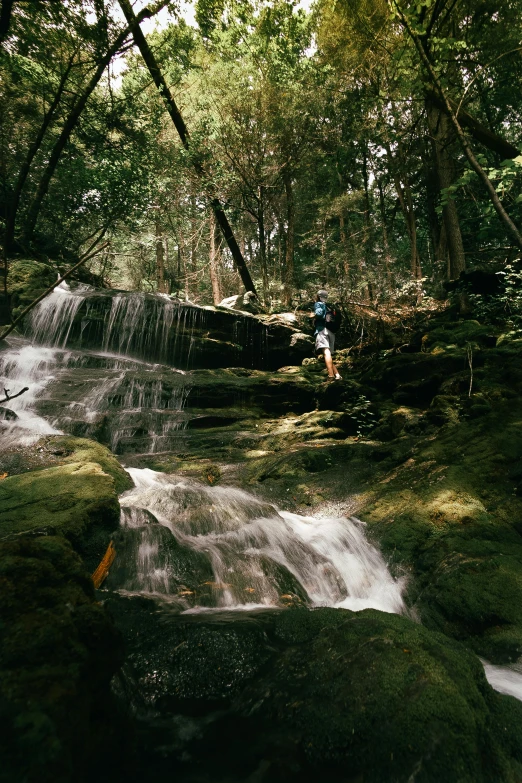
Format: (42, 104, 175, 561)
(3, 261, 522, 782)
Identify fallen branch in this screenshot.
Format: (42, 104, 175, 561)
(0, 241, 109, 341)
(0, 386, 28, 404)
(92, 540, 116, 588)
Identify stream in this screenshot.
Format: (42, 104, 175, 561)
(2, 281, 522, 714)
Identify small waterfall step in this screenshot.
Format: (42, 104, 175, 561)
(104, 468, 406, 615)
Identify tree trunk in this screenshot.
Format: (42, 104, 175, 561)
(283, 169, 294, 308)
(378, 181, 393, 289)
(0, 0, 15, 43)
(155, 215, 165, 293)
(396, 2, 522, 250)
(426, 101, 466, 280)
(209, 210, 222, 305)
(258, 186, 269, 304)
(386, 143, 422, 280)
(4, 50, 77, 258)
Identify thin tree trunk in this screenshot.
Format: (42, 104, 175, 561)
(378, 181, 393, 289)
(209, 210, 222, 305)
(283, 169, 294, 308)
(258, 186, 269, 305)
(0, 0, 15, 43)
(386, 144, 422, 280)
(164, 235, 170, 294)
(4, 50, 77, 256)
(426, 101, 466, 280)
(155, 215, 165, 293)
(117, 0, 257, 296)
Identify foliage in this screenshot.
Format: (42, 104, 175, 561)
(2, 0, 522, 314)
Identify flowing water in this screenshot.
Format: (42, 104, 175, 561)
(1, 282, 520, 702)
(108, 467, 406, 614)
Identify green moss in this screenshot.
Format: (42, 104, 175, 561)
(229, 608, 521, 783)
(0, 459, 121, 570)
(424, 320, 497, 350)
(55, 436, 132, 493)
(7, 259, 57, 319)
(0, 535, 123, 783)
(361, 398, 522, 662)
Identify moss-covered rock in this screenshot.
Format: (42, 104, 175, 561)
(109, 603, 522, 783)
(7, 259, 57, 320)
(361, 399, 522, 663)
(229, 608, 522, 783)
(0, 535, 124, 783)
(422, 320, 498, 350)
(0, 436, 130, 570)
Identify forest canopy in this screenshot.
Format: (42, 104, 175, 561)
(1, 0, 522, 309)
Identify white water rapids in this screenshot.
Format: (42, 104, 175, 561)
(114, 467, 406, 615)
(1, 280, 521, 701)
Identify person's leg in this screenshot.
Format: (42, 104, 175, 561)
(323, 348, 335, 377)
(327, 331, 342, 379)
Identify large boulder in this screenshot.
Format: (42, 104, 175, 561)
(0, 535, 124, 783)
(108, 601, 522, 783)
(0, 436, 131, 570)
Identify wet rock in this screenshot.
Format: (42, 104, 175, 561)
(111, 604, 522, 783)
(106, 524, 214, 599)
(106, 594, 274, 713)
(0, 535, 124, 783)
(0, 435, 132, 492)
(0, 405, 18, 421)
(0, 438, 127, 570)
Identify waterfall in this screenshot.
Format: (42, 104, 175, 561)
(23, 281, 262, 369)
(28, 282, 91, 348)
(108, 468, 406, 614)
(0, 343, 63, 447)
(482, 660, 522, 701)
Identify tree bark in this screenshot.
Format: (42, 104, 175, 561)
(0, 0, 14, 43)
(117, 0, 257, 296)
(282, 169, 295, 308)
(258, 185, 269, 304)
(378, 181, 393, 289)
(426, 101, 466, 279)
(155, 215, 165, 293)
(209, 210, 222, 305)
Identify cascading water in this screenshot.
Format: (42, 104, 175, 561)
(2, 282, 519, 708)
(107, 467, 406, 615)
(0, 283, 190, 452)
(25, 280, 264, 368)
(0, 342, 63, 447)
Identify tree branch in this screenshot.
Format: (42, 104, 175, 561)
(393, 0, 522, 250)
(0, 386, 29, 404)
(0, 241, 109, 341)
(117, 0, 257, 296)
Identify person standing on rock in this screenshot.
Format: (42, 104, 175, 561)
(311, 289, 342, 380)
